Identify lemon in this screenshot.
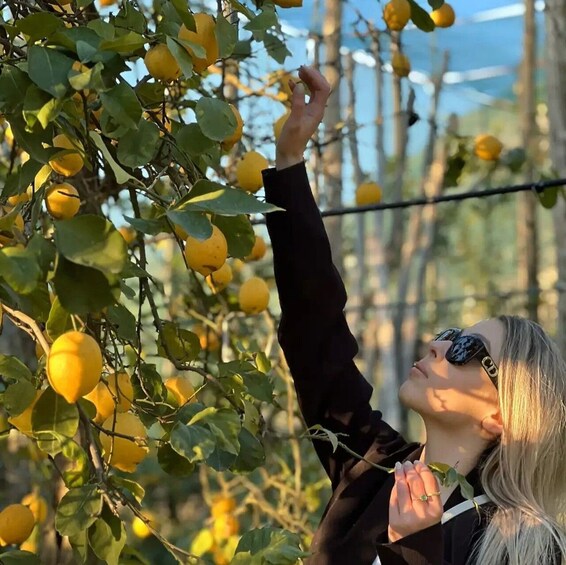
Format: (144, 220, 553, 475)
(474, 134, 503, 161)
(383, 0, 411, 31)
(212, 514, 239, 541)
(21, 493, 48, 524)
(108, 371, 134, 412)
(431, 3, 455, 28)
(178, 13, 218, 74)
(355, 182, 382, 206)
(144, 44, 181, 82)
(235, 151, 269, 193)
(45, 182, 80, 219)
(0, 504, 35, 545)
(391, 52, 411, 78)
(34, 165, 52, 190)
(164, 376, 197, 406)
(184, 225, 228, 276)
(196, 327, 220, 351)
(132, 511, 157, 539)
(7, 190, 31, 207)
(173, 223, 189, 240)
(100, 412, 149, 473)
(221, 104, 244, 151)
(47, 331, 103, 403)
(118, 226, 136, 245)
(99, 0, 116, 6)
(245, 235, 267, 261)
(84, 381, 116, 425)
(211, 495, 236, 518)
(206, 263, 233, 293)
(274, 111, 290, 141)
(7, 390, 43, 437)
(49, 134, 84, 177)
(238, 277, 270, 315)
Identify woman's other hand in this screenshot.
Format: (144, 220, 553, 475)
(387, 461, 444, 543)
(275, 65, 331, 170)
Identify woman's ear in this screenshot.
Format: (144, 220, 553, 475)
(481, 410, 503, 439)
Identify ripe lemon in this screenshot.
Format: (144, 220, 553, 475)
(383, 0, 411, 31)
(84, 381, 116, 425)
(211, 495, 236, 518)
(273, 0, 302, 7)
(196, 327, 220, 351)
(49, 134, 84, 177)
(164, 376, 197, 406)
(212, 514, 239, 541)
(274, 111, 290, 141)
(7, 190, 31, 207)
(206, 262, 233, 293)
(235, 151, 269, 193)
(221, 104, 243, 151)
(184, 225, 228, 276)
(355, 182, 382, 206)
(118, 226, 136, 245)
(430, 3, 455, 28)
(391, 52, 411, 78)
(108, 371, 134, 412)
(45, 182, 80, 219)
(0, 504, 35, 545)
(99, 0, 116, 5)
(100, 412, 149, 473)
(7, 390, 43, 437)
(132, 511, 157, 539)
(47, 331, 103, 403)
(474, 134, 503, 161)
(144, 44, 181, 82)
(238, 277, 270, 315)
(21, 493, 48, 524)
(245, 235, 267, 261)
(178, 13, 218, 74)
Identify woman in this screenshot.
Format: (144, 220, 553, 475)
(261, 65, 566, 564)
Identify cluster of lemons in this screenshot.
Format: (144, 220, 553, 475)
(0, 491, 48, 549)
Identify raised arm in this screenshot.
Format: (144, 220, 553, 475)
(262, 66, 409, 489)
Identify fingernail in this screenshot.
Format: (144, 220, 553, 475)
(403, 461, 412, 469)
(394, 461, 402, 473)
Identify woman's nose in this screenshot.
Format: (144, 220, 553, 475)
(428, 340, 448, 359)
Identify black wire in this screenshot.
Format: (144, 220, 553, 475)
(251, 176, 566, 224)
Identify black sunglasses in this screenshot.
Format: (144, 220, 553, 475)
(433, 328, 499, 387)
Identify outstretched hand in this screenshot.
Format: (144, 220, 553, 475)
(275, 65, 331, 169)
(387, 461, 444, 543)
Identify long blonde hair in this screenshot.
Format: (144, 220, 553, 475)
(468, 315, 566, 565)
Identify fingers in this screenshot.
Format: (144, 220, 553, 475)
(393, 461, 412, 513)
(297, 65, 331, 116)
(414, 461, 443, 511)
(290, 81, 306, 117)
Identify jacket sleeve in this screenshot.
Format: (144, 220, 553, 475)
(262, 161, 408, 490)
(374, 523, 446, 564)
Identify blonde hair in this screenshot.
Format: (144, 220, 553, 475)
(468, 315, 566, 565)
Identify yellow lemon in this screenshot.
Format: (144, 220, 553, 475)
(84, 381, 116, 425)
(212, 514, 239, 541)
(430, 3, 455, 28)
(273, 111, 290, 141)
(221, 104, 243, 151)
(474, 134, 503, 161)
(206, 262, 233, 293)
(173, 223, 189, 240)
(21, 493, 48, 524)
(178, 13, 218, 74)
(49, 134, 84, 177)
(7, 390, 43, 437)
(164, 376, 197, 406)
(383, 0, 411, 31)
(132, 511, 157, 539)
(45, 182, 80, 219)
(196, 327, 220, 351)
(184, 225, 228, 276)
(99, 0, 116, 5)
(238, 277, 270, 315)
(144, 44, 181, 82)
(0, 504, 35, 545)
(118, 226, 136, 245)
(108, 371, 134, 412)
(7, 190, 31, 207)
(47, 331, 103, 403)
(211, 495, 236, 518)
(100, 412, 149, 473)
(245, 235, 267, 261)
(391, 52, 411, 78)
(355, 182, 382, 206)
(235, 151, 269, 193)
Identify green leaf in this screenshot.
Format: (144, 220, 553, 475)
(180, 179, 283, 215)
(170, 0, 196, 30)
(264, 33, 292, 64)
(61, 438, 90, 488)
(255, 351, 271, 374)
(195, 97, 236, 141)
(136, 363, 167, 403)
(457, 474, 475, 500)
(0, 247, 41, 295)
(113, 2, 146, 35)
(230, 427, 265, 472)
(100, 83, 142, 131)
(53, 256, 116, 314)
(408, 0, 436, 32)
(0, 67, 32, 113)
(1, 159, 43, 200)
(218, 360, 274, 402)
(0, 550, 41, 564)
(428, 0, 444, 8)
(89, 131, 142, 186)
(28, 45, 74, 98)
(189, 407, 241, 455)
(88, 506, 127, 565)
(136, 82, 166, 108)
(212, 215, 255, 258)
(55, 485, 102, 537)
(46, 296, 74, 341)
(244, 6, 278, 41)
(157, 442, 196, 476)
(0, 354, 33, 382)
(117, 119, 160, 168)
(158, 321, 200, 364)
(232, 527, 310, 565)
(166, 209, 211, 239)
(227, 0, 255, 21)
(109, 476, 145, 504)
(23, 84, 61, 129)
(166, 36, 194, 79)
(106, 304, 137, 343)
(67, 530, 88, 564)
(123, 214, 170, 236)
(174, 122, 215, 157)
(15, 12, 64, 42)
(170, 422, 216, 463)
(4, 380, 37, 417)
(216, 13, 238, 59)
(54, 215, 128, 275)
(206, 447, 236, 471)
(32, 387, 79, 454)
(100, 31, 146, 54)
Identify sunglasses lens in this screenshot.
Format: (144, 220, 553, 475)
(446, 335, 484, 364)
(434, 328, 460, 342)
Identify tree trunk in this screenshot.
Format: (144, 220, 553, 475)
(321, 0, 344, 275)
(545, 0, 566, 350)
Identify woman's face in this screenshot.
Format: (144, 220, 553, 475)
(399, 319, 505, 430)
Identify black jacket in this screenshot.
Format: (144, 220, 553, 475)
(262, 161, 496, 565)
